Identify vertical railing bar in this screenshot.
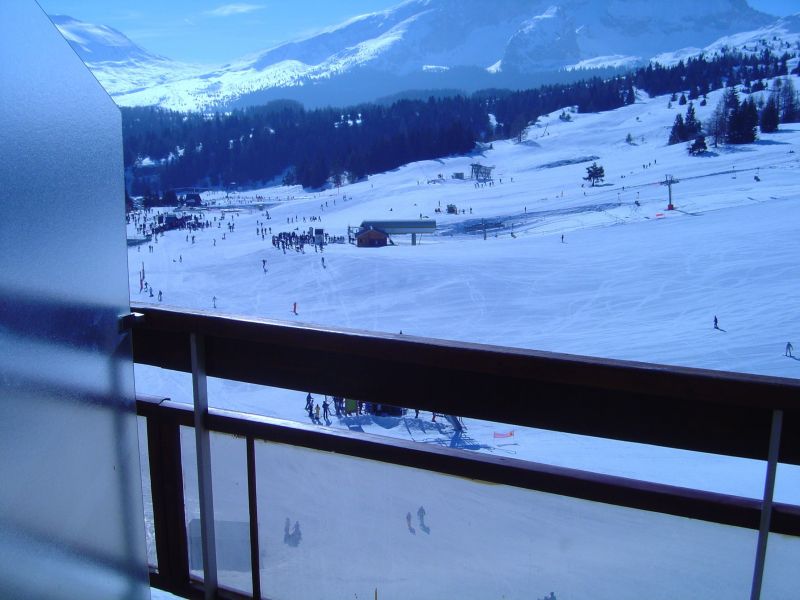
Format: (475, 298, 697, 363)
(247, 436, 262, 600)
(146, 417, 191, 594)
(191, 332, 218, 599)
(749, 408, 783, 600)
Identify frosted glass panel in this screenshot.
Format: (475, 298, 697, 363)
(181, 429, 253, 594)
(209, 433, 251, 595)
(762, 533, 800, 600)
(0, 2, 148, 598)
(138, 417, 157, 567)
(253, 440, 768, 600)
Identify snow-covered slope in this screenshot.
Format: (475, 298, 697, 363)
(132, 79, 800, 381)
(50, 14, 157, 62)
(53, 1, 784, 111)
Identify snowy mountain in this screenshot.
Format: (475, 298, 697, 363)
(50, 14, 163, 63)
(53, 1, 790, 111)
(49, 14, 207, 100)
(652, 13, 800, 67)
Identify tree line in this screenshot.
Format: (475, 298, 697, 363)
(123, 46, 797, 195)
(668, 76, 798, 154)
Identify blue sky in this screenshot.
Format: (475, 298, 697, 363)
(38, 0, 799, 64)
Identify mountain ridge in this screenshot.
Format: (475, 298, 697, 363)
(52, 1, 795, 111)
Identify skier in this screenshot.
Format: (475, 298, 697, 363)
(322, 398, 330, 419)
(786, 342, 794, 357)
(158, 290, 162, 302)
(314, 404, 321, 422)
(321, 256, 325, 268)
(713, 316, 719, 329)
(305, 393, 314, 415)
(212, 296, 217, 309)
(561, 234, 564, 243)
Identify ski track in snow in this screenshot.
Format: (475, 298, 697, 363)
(132, 82, 800, 599)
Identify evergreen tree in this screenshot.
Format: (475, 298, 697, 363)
(728, 97, 758, 144)
(668, 114, 687, 145)
(583, 162, 605, 186)
(721, 87, 742, 144)
(625, 84, 636, 105)
(688, 135, 707, 155)
(760, 94, 780, 133)
(723, 87, 741, 115)
(740, 98, 759, 143)
(778, 78, 798, 122)
(707, 100, 728, 147)
(678, 93, 688, 105)
(684, 102, 701, 138)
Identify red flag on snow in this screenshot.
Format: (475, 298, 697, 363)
(493, 430, 514, 439)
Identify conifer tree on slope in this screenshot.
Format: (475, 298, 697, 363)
(760, 94, 780, 133)
(684, 102, 701, 138)
(688, 135, 707, 155)
(583, 162, 605, 187)
(728, 97, 758, 144)
(668, 114, 687, 145)
(778, 78, 799, 123)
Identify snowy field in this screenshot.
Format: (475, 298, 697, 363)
(131, 83, 800, 598)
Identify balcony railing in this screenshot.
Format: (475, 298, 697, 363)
(131, 303, 800, 600)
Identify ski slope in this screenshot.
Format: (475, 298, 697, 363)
(131, 83, 800, 599)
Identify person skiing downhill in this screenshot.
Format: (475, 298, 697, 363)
(786, 342, 794, 357)
(713, 316, 719, 329)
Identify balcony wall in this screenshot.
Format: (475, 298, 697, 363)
(0, 2, 149, 597)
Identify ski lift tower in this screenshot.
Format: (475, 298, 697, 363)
(661, 174, 679, 211)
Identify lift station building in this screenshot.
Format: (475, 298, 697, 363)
(357, 219, 436, 246)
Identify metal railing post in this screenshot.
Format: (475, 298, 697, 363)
(191, 333, 218, 599)
(247, 436, 262, 599)
(146, 415, 190, 595)
(749, 409, 783, 600)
